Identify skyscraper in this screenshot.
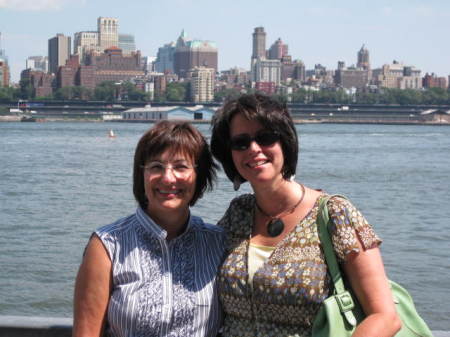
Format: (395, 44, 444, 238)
(26, 56, 48, 73)
(268, 38, 288, 60)
(0, 58, 9, 87)
(119, 34, 136, 55)
(190, 66, 215, 102)
(48, 33, 71, 75)
(357, 44, 370, 70)
(98, 17, 119, 50)
(74, 31, 99, 62)
(154, 42, 176, 74)
(173, 30, 218, 78)
(252, 27, 266, 59)
(0, 32, 9, 86)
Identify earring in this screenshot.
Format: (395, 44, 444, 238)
(233, 175, 241, 191)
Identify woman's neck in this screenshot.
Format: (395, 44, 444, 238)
(146, 207, 190, 240)
(252, 178, 302, 216)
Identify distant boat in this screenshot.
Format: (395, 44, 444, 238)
(21, 116, 36, 122)
(108, 129, 116, 138)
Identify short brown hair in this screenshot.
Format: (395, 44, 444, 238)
(210, 93, 298, 183)
(133, 120, 217, 208)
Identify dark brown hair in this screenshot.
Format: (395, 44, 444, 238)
(210, 93, 298, 183)
(133, 120, 217, 208)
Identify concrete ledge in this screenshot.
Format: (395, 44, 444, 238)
(0, 316, 72, 337)
(0, 315, 448, 336)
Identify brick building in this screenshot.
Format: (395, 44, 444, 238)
(173, 30, 218, 78)
(86, 47, 144, 85)
(0, 58, 9, 87)
(335, 66, 369, 90)
(20, 69, 54, 97)
(423, 73, 448, 89)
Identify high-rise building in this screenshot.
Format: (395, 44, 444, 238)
(155, 42, 176, 74)
(254, 58, 281, 90)
(357, 44, 370, 70)
(98, 17, 119, 50)
(48, 33, 71, 75)
(173, 30, 218, 78)
(190, 66, 215, 102)
(0, 32, 9, 87)
(268, 38, 288, 60)
(26, 56, 48, 73)
(119, 34, 136, 55)
(335, 65, 369, 90)
(74, 31, 99, 62)
(0, 58, 9, 87)
(252, 27, 266, 59)
(372, 61, 422, 89)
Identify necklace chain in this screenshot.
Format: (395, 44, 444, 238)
(255, 183, 306, 220)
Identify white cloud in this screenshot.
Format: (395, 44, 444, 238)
(0, 0, 84, 11)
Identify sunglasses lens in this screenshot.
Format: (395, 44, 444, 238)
(255, 131, 279, 146)
(230, 134, 251, 151)
(230, 131, 280, 151)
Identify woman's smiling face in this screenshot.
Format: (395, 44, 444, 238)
(229, 113, 285, 187)
(144, 149, 196, 218)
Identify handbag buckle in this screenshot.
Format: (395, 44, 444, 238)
(336, 291, 355, 312)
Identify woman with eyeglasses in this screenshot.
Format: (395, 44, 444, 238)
(210, 93, 401, 336)
(73, 121, 224, 337)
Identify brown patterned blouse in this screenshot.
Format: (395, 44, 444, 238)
(217, 193, 381, 337)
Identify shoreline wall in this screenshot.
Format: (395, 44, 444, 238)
(0, 315, 449, 337)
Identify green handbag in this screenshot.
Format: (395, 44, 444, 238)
(312, 195, 433, 337)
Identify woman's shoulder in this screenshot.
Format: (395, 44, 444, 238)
(95, 212, 138, 239)
(190, 215, 224, 236)
(321, 194, 382, 261)
(229, 193, 255, 209)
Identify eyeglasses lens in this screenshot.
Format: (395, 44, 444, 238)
(143, 162, 195, 179)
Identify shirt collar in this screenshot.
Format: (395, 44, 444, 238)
(136, 206, 194, 240)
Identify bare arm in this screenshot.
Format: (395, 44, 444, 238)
(73, 235, 112, 337)
(343, 241, 401, 337)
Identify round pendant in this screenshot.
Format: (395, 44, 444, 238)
(267, 218, 284, 237)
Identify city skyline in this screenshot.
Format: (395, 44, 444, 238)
(1, 0, 449, 83)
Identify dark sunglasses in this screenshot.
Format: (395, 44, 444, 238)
(230, 130, 280, 151)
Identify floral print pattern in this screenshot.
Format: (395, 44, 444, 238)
(217, 194, 381, 337)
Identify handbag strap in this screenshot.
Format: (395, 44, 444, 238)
(317, 194, 360, 325)
(317, 194, 349, 296)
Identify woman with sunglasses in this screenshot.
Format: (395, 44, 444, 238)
(73, 121, 224, 337)
(210, 93, 401, 336)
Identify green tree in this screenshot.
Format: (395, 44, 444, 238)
(54, 86, 74, 100)
(120, 81, 146, 101)
(0, 86, 18, 101)
(166, 82, 189, 102)
(291, 88, 309, 103)
(214, 88, 241, 102)
(19, 78, 34, 99)
(94, 81, 116, 101)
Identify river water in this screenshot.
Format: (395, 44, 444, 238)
(0, 121, 449, 329)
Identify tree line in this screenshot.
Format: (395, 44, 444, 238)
(2, 80, 450, 105)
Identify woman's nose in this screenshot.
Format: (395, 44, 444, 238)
(248, 139, 262, 152)
(160, 167, 177, 183)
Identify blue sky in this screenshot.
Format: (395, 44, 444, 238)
(1, 0, 449, 83)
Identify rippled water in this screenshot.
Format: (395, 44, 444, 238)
(0, 121, 449, 329)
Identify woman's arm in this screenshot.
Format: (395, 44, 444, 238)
(73, 235, 112, 337)
(343, 242, 402, 337)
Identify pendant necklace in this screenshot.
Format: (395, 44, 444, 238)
(255, 183, 306, 237)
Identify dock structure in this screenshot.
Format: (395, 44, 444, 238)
(0, 315, 448, 337)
